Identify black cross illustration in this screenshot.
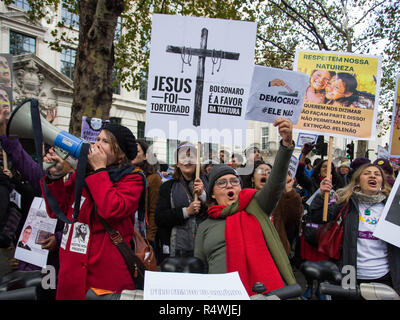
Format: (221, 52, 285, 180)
(166, 28, 240, 126)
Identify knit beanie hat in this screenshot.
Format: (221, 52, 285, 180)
(350, 157, 370, 172)
(339, 161, 351, 168)
(101, 122, 138, 160)
(174, 141, 197, 163)
(373, 158, 393, 175)
(207, 164, 239, 198)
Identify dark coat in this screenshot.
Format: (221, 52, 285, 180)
(154, 177, 207, 264)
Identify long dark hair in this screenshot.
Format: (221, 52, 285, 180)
(135, 139, 157, 175)
(311, 159, 341, 188)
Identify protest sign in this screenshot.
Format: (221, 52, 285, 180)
(245, 66, 308, 124)
(145, 14, 257, 147)
(143, 271, 249, 300)
(288, 155, 299, 178)
(389, 74, 400, 158)
(293, 49, 382, 140)
(14, 197, 57, 268)
(9, 189, 21, 209)
(373, 173, 400, 248)
(296, 132, 318, 148)
(81, 116, 108, 143)
(377, 145, 390, 160)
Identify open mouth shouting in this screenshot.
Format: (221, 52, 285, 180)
(227, 190, 235, 200)
(368, 179, 378, 188)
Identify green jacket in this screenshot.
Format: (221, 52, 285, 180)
(194, 141, 297, 286)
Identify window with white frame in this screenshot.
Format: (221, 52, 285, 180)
(12, 0, 30, 11)
(61, 1, 79, 28)
(60, 46, 76, 79)
(261, 126, 269, 150)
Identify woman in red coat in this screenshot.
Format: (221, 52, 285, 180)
(41, 123, 144, 300)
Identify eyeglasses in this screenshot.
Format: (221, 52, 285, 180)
(215, 177, 241, 188)
(255, 168, 271, 175)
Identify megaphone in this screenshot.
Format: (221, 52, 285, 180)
(6, 99, 85, 162)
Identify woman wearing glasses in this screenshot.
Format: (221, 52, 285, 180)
(194, 118, 297, 296)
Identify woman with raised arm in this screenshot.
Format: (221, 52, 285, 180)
(194, 118, 297, 296)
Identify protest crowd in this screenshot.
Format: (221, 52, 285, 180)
(0, 99, 399, 300)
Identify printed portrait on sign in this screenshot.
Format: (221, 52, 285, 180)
(294, 50, 381, 140)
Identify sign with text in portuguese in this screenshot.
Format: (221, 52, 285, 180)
(293, 49, 382, 140)
(145, 14, 257, 146)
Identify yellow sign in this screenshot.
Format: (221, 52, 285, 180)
(293, 50, 381, 140)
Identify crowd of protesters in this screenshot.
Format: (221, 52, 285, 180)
(0, 108, 399, 300)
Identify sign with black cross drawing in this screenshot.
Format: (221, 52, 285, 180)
(145, 14, 257, 147)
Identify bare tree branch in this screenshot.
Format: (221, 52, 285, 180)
(273, 0, 330, 50)
(311, 0, 346, 36)
(256, 34, 292, 55)
(349, 0, 386, 29)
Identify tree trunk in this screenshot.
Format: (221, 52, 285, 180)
(69, 0, 124, 136)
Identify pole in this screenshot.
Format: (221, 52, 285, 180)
(2, 150, 7, 170)
(322, 136, 333, 222)
(194, 141, 201, 201)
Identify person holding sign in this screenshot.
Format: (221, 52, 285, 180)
(194, 118, 297, 296)
(155, 142, 208, 265)
(309, 163, 400, 295)
(41, 123, 144, 300)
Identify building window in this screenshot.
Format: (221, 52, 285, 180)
(261, 126, 269, 150)
(112, 68, 121, 95)
(139, 77, 147, 100)
(137, 121, 145, 139)
(109, 117, 121, 125)
(61, 1, 79, 28)
(167, 139, 179, 165)
(60, 47, 76, 79)
(137, 120, 153, 147)
(9, 30, 36, 55)
(12, 0, 30, 11)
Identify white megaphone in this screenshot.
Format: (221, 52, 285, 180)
(6, 99, 85, 168)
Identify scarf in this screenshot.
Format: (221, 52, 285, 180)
(208, 189, 285, 295)
(352, 191, 386, 205)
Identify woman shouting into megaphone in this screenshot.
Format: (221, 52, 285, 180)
(41, 123, 145, 300)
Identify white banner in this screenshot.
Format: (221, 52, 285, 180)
(143, 271, 249, 300)
(245, 66, 308, 124)
(145, 14, 257, 147)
